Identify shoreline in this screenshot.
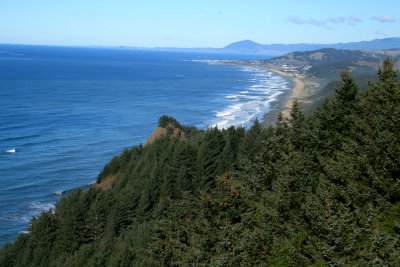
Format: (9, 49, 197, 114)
(209, 60, 308, 126)
(262, 67, 306, 119)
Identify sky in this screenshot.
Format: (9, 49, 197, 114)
(0, 0, 399, 47)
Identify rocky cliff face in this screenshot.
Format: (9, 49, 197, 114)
(144, 124, 186, 146)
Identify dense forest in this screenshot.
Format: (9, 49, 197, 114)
(1, 58, 400, 266)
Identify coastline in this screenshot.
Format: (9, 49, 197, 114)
(261, 67, 307, 120)
(209, 60, 309, 126)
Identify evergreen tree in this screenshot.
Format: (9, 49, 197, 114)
(196, 127, 225, 189)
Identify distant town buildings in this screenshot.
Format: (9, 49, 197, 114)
(209, 59, 312, 75)
(280, 64, 311, 74)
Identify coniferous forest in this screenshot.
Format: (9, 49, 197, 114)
(1, 58, 400, 266)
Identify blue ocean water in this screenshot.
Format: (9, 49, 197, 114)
(0, 45, 289, 246)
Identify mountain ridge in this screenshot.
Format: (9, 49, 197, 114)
(115, 37, 400, 56)
(220, 37, 400, 55)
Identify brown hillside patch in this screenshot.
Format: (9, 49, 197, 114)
(173, 127, 186, 140)
(145, 127, 167, 146)
(94, 174, 116, 190)
(357, 60, 379, 68)
(145, 124, 186, 146)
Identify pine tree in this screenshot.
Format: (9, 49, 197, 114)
(196, 127, 225, 189)
(360, 57, 400, 200)
(335, 71, 359, 104)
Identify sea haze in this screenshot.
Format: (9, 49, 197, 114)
(0, 44, 288, 246)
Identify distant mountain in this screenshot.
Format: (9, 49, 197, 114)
(222, 40, 271, 54)
(220, 40, 325, 55)
(219, 37, 400, 55)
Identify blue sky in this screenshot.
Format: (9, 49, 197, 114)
(0, 0, 399, 47)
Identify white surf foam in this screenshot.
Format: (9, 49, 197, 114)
(0, 215, 31, 223)
(225, 95, 238, 99)
(210, 66, 289, 129)
(28, 201, 55, 212)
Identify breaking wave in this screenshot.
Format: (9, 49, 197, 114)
(210, 67, 289, 129)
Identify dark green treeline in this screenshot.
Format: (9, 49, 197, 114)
(1, 58, 399, 266)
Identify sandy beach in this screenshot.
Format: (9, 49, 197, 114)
(262, 67, 307, 119)
(209, 60, 312, 125)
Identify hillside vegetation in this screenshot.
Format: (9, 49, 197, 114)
(1, 58, 400, 266)
(264, 48, 400, 80)
(263, 48, 400, 111)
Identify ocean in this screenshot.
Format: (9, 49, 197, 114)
(0, 44, 289, 246)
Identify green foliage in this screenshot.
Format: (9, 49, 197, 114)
(335, 71, 359, 103)
(158, 115, 181, 128)
(1, 57, 400, 266)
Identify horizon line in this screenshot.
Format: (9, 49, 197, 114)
(0, 36, 399, 50)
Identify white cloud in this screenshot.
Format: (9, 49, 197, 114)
(289, 16, 327, 27)
(328, 17, 346, 24)
(349, 14, 362, 23)
(289, 15, 362, 28)
(370, 15, 396, 23)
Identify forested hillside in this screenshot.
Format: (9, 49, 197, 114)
(1, 58, 400, 266)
